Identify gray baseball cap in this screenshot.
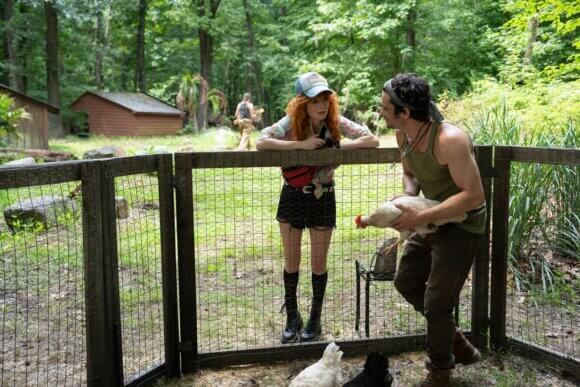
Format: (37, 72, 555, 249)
(295, 72, 333, 98)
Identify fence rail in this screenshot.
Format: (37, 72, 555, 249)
(0, 146, 578, 386)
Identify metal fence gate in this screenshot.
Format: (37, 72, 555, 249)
(1, 146, 578, 386)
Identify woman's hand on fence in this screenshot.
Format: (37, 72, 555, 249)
(300, 136, 325, 150)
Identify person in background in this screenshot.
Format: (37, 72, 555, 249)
(380, 73, 486, 387)
(256, 72, 379, 343)
(235, 92, 256, 150)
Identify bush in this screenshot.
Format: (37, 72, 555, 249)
(0, 93, 28, 146)
(443, 78, 580, 136)
(466, 100, 578, 294)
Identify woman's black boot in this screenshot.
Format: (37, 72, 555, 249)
(301, 272, 327, 342)
(282, 270, 303, 343)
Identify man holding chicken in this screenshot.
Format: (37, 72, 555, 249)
(380, 73, 486, 387)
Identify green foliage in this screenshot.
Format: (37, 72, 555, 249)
(2, 0, 576, 131)
(445, 78, 580, 136)
(175, 74, 208, 133)
(496, 0, 579, 83)
(207, 89, 228, 118)
(468, 101, 579, 293)
(0, 93, 27, 144)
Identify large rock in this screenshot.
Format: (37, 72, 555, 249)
(0, 157, 36, 168)
(4, 196, 78, 232)
(115, 196, 129, 219)
(83, 146, 125, 160)
(135, 145, 172, 156)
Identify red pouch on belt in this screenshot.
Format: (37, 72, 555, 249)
(281, 166, 317, 188)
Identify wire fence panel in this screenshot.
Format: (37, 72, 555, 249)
(505, 161, 579, 361)
(0, 179, 86, 386)
(190, 150, 475, 354)
(113, 169, 167, 384)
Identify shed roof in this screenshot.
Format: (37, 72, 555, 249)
(0, 84, 60, 114)
(72, 91, 181, 116)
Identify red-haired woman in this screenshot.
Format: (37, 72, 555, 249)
(256, 72, 379, 343)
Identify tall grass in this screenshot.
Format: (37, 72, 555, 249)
(469, 102, 579, 294)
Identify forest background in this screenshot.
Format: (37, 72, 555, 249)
(0, 0, 577, 137)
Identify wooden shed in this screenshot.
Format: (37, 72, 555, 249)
(0, 84, 59, 149)
(70, 91, 183, 136)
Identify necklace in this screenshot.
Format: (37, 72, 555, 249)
(401, 120, 432, 159)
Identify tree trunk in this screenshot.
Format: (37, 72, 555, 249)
(3, 0, 25, 92)
(242, 0, 262, 103)
(0, 1, 7, 85)
(403, 8, 416, 71)
(196, 0, 221, 130)
(242, 0, 254, 95)
(120, 53, 130, 90)
(390, 43, 401, 77)
(136, 0, 147, 93)
(94, 5, 105, 89)
(524, 14, 538, 65)
(44, 0, 64, 138)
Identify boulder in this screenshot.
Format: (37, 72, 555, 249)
(4, 196, 78, 232)
(83, 146, 125, 160)
(0, 157, 36, 168)
(135, 145, 172, 156)
(115, 197, 129, 219)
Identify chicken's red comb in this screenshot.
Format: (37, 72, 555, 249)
(355, 215, 366, 228)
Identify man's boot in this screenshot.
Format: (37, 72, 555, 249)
(420, 368, 451, 387)
(453, 329, 481, 365)
(425, 328, 481, 368)
(282, 270, 303, 343)
(300, 272, 327, 342)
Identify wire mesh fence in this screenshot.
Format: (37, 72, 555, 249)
(505, 160, 579, 360)
(114, 171, 166, 384)
(189, 151, 476, 354)
(0, 176, 86, 386)
(3, 147, 577, 386)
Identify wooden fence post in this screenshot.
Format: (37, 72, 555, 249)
(174, 153, 198, 373)
(490, 147, 511, 350)
(82, 161, 123, 386)
(158, 154, 180, 377)
(471, 146, 493, 350)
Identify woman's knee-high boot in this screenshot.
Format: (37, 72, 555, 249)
(301, 272, 327, 342)
(282, 270, 303, 343)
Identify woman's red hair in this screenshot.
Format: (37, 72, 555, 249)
(286, 92, 341, 141)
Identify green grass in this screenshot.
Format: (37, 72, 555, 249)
(49, 128, 256, 158)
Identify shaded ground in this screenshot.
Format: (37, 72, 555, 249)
(156, 350, 576, 387)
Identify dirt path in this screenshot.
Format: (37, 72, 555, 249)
(156, 350, 576, 387)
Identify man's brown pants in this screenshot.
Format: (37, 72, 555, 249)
(394, 224, 479, 369)
(236, 119, 253, 150)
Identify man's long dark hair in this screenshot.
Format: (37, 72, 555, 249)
(390, 73, 431, 122)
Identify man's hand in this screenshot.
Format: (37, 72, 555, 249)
(300, 136, 325, 150)
(391, 203, 425, 231)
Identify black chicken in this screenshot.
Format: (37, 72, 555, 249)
(343, 352, 393, 387)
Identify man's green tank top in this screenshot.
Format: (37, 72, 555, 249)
(402, 122, 486, 235)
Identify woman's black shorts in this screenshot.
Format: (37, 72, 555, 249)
(276, 183, 336, 230)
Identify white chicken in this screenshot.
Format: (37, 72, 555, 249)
(355, 196, 467, 253)
(288, 342, 343, 387)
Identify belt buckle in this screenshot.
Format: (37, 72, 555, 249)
(313, 183, 323, 199)
(302, 185, 313, 194)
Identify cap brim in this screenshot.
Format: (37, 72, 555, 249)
(303, 85, 332, 98)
